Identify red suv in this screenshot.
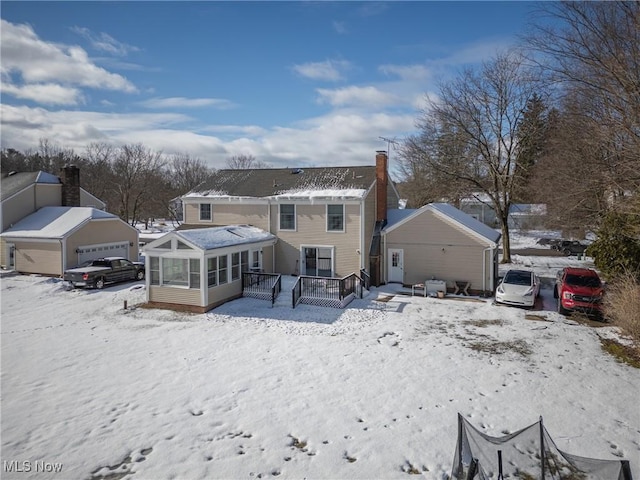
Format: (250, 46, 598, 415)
(554, 267, 604, 318)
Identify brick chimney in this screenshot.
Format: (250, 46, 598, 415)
(375, 151, 388, 223)
(60, 165, 81, 207)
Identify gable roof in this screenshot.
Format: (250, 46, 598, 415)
(148, 225, 276, 251)
(1, 171, 60, 201)
(183, 166, 377, 199)
(0, 206, 118, 239)
(383, 203, 501, 245)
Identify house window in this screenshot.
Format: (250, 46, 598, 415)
(207, 257, 218, 287)
(279, 204, 295, 230)
(231, 252, 240, 281)
(200, 203, 212, 221)
(219, 255, 228, 285)
(189, 259, 200, 289)
(150, 256, 160, 285)
(240, 250, 249, 274)
(251, 250, 260, 271)
(327, 204, 344, 231)
(158, 257, 199, 288)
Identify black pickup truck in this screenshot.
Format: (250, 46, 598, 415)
(63, 257, 145, 289)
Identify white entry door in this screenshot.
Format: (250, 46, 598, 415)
(388, 248, 404, 283)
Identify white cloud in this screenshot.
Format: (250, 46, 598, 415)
(332, 20, 348, 35)
(139, 97, 236, 109)
(292, 60, 351, 82)
(70, 26, 140, 56)
(0, 104, 416, 170)
(379, 64, 431, 82)
(0, 81, 83, 106)
(0, 19, 137, 93)
(316, 85, 397, 108)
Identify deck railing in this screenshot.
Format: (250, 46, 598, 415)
(292, 272, 363, 308)
(359, 269, 371, 291)
(242, 272, 281, 306)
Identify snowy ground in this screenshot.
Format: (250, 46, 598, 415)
(1, 231, 638, 480)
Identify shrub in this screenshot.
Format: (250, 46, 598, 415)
(603, 272, 640, 343)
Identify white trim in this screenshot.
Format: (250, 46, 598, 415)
(300, 244, 335, 277)
(325, 204, 345, 233)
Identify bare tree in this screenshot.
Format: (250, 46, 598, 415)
(225, 154, 270, 169)
(526, 2, 640, 214)
(111, 144, 166, 226)
(169, 153, 213, 194)
(402, 51, 540, 262)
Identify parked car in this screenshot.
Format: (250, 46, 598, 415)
(495, 269, 540, 308)
(63, 257, 145, 289)
(554, 267, 604, 318)
(552, 240, 588, 256)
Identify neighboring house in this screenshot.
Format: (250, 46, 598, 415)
(143, 225, 277, 312)
(0, 166, 137, 274)
(1, 167, 105, 233)
(179, 151, 400, 284)
(0, 206, 139, 276)
(458, 194, 546, 229)
(382, 203, 501, 295)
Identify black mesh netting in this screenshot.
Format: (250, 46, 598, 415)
(451, 414, 633, 480)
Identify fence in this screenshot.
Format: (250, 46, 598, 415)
(242, 272, 282, 306)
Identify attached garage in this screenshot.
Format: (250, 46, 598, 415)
(382, 203, 501, 296)
(0, 206, 138, 276)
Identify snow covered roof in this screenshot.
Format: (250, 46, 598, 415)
(384, 203, 501, 245)
(0, 206, 118, 239)
(183, 167, 376, 199)
(174, 225, 276, 251)
(1, 171, 60, 201)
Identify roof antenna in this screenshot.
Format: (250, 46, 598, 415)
(379, 136, 399, 163)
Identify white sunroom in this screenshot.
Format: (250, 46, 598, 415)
(143, 225, 277, 312)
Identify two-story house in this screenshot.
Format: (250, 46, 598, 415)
(1, 166, 138, 275)
(143, 151, 501, 312)
(179, 151, 399, 281)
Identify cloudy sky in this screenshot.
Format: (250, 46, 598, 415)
(1, 1, 536, 170)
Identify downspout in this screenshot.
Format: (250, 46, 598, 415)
(482, 247, 491, 294)
(60, 238, 66, 277)
(360, 199, 365, 270)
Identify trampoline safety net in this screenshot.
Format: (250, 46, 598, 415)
(451, 413, 633, 480)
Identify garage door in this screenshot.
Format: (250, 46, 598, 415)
(77, 242, 129, 265)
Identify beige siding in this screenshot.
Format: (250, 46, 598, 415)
(149, 286, 201, 306)
(184, 202, 268, 228)
(2, 187, 37, 231)
(80, 190, 106, 209)
(66, 220, 138, 269)
(14, 241, 61, 275)
(273, 203, 361, 277)
(206, 281, 242, 309)
(385, 209, 491, 290)
(34, 184, 61, 209)
(0, 238, 7, 268)
(262, 245, 274, 273)
(211, 204, 269, 229)
(387, 181, 400, 210)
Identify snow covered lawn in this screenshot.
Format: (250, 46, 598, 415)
(1, 270, 638, 479)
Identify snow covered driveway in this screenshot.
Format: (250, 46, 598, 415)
(1, 274, 638, 479)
